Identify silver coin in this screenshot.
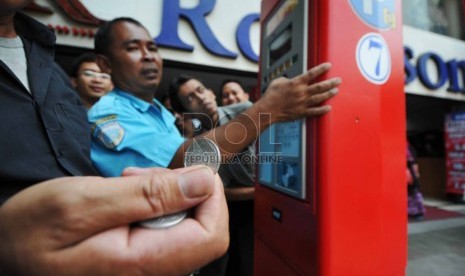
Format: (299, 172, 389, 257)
(184, 138, 221, 173)
(140, 138, 220, 229)
(139, 211, 187, 229)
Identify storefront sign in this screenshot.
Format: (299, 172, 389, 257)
(156, 0, 259, 62)
(26, 0, 260, 72)
(405, 47, 465, 93)
(24, 2, 465, 81)
(445, 112, 465, 195)
(404, 26, 465, 101)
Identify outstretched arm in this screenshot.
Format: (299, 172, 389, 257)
(169, 62, 341, 168)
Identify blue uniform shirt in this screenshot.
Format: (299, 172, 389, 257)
(88, 89, 185, 176)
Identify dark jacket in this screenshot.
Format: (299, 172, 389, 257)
(0, 13, 98, 199)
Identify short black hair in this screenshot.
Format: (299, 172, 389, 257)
(70, 52, 97, 77)
(94, 17, 146, 56)
(220, 79, 247, 95)
(169, 75, 196, 113)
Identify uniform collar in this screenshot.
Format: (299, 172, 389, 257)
(114, 88, 161, 113)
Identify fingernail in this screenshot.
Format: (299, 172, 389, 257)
(322, 62, 331, 69)
(123, 167, 145, 173)
(179, 167, 214, 198)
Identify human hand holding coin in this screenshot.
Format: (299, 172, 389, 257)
(138, 138, 221, 229)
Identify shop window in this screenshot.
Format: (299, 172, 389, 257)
(403, 0, 465, 41)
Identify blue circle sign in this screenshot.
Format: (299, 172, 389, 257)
(348, 0, 396, 30)
(356, 33, 391, 84)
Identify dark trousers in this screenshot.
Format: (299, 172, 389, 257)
(197, 200, 254, 276)
(226, 200, 254, 276)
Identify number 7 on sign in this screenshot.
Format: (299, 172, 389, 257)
(368, 39, 383, 76)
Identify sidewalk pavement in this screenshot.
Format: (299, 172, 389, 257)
(407, 198, 465, 276)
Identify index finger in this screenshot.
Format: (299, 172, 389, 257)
(134, 173, 228, 274)
(70, 173, 228, 275)
(294, 62, 332, 84)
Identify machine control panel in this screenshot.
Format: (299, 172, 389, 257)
(258, 0, 309, 200)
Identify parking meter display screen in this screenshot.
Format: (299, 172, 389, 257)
(259, 120, 305, 199)
(276, 121, 300, 157)
(259, 0, 307, 200)
(269, 25, 292, 68)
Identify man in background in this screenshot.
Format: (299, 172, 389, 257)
(70, 52, 113, 109)
(220, 79, 250, 106)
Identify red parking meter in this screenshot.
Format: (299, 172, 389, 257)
(255, 1, 406, 275)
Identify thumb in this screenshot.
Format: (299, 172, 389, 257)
(93, 166, 215, 227)
(7, 166, 216, 243)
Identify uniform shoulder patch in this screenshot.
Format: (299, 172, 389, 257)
(91, 115, 125, 149)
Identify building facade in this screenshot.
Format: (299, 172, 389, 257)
(403, 0, 465, 199)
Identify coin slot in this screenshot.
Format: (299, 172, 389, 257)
(272, 207, 282, 222)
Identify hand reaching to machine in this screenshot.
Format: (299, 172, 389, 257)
(259, 62, 341, 123)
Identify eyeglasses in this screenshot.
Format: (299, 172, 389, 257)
(80, 70, 111, 80)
